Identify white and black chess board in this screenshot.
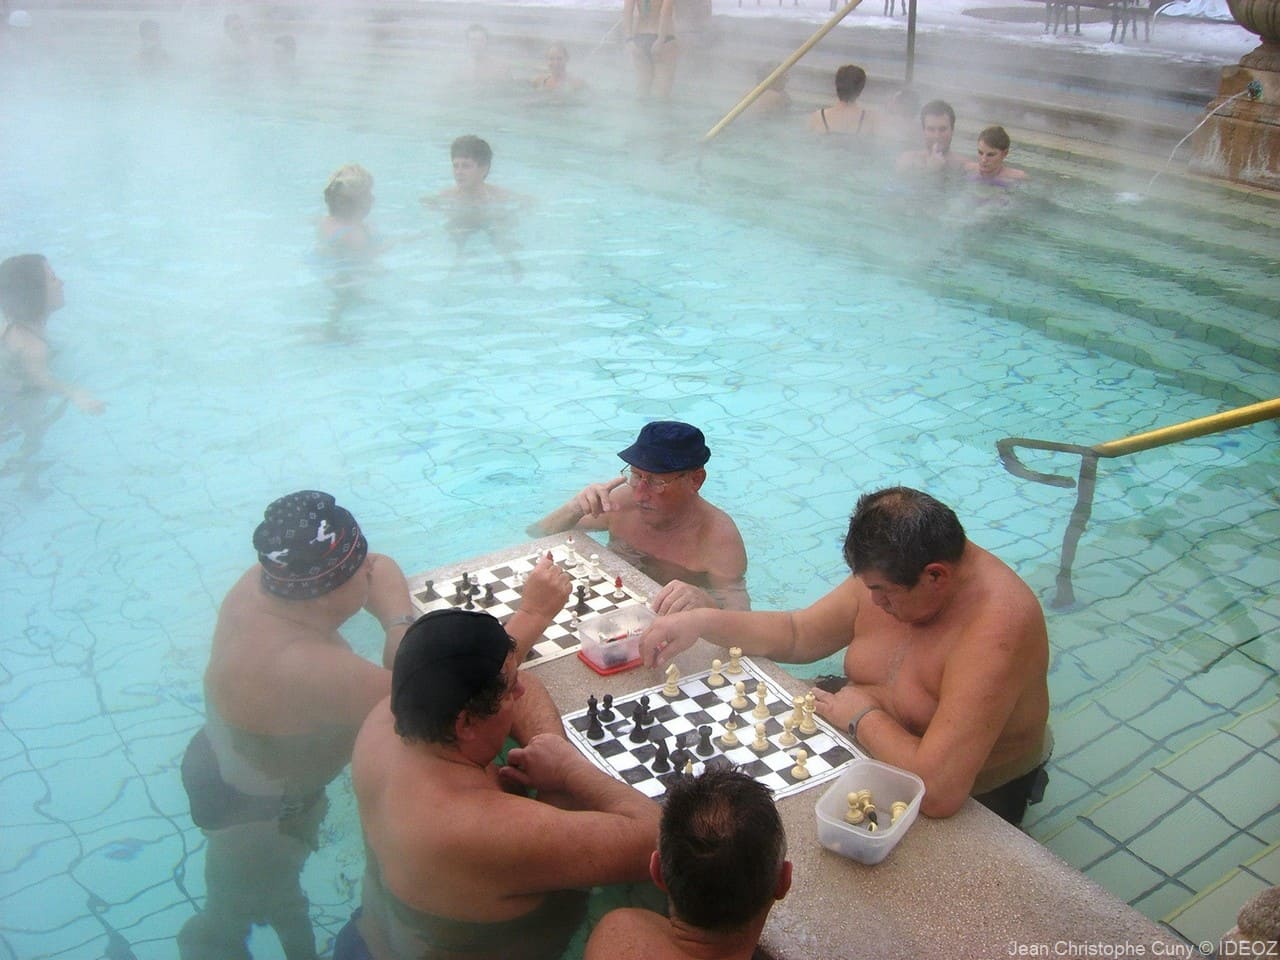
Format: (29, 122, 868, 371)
(563, 658, 862, 801)
(410, 550, 646, 667)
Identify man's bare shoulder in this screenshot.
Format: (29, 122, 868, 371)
(585, 908, 681, 960)
(964, 547, 1047, 646)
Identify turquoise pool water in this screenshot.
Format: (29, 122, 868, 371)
(2, 13, 1277, 958)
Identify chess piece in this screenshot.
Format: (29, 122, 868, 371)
(575, 583, 588, 610)
(891, 800, 909, 825)
(844, 793, 866, 825)
(730, 682, 749, 710)
(599, 694, 615, 722)
(588, 553, 601, 580)
(789, 696, 804, 729)
(863, 802, 879, 827)
(454, 577, 466, 601)
(683, 758, 695, 776)
(752, 682, 769, 719)
(612, 575, 625, 600)
(482, 583, 495, 606)
(799, 702, 818, 736)
(652, 738, 671, 773)
(422, 579, 436, 598)
(663, 664, 680, 698)
(586, 703, 604, 740)
(707, 659, 725, 687)
(779, 716, 798, 747)
(464, 591, 476, 610)
(726, 646, 743, 675)
(790, 749, 810, 780)
(563, 534, 577, 569)
(751, 722, 769, 753)
(696, 725, 714, 757)
(629, 704, 649, 743)
(720, 719, 740, 748)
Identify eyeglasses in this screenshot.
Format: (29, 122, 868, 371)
(620, 465, 687, 491)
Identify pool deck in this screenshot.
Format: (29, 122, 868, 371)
(415, 535, 1186, 959)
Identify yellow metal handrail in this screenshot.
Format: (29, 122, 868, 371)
(701, 0, 866, 143)
(997, 398, 1280, 608)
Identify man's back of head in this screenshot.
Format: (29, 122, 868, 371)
(659, 768, 788, 932)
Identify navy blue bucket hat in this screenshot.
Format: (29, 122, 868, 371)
(617, 421, 711, 473)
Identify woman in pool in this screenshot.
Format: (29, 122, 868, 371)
(529, 41, 585, 97)
(318, 163, 377, 257)
(808, 64, 879, 137)
(0, 254, 104, 471)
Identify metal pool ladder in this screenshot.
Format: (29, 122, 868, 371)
(996, 397, 1280, 609)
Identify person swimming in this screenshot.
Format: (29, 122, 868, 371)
(318, 163, 378, 257)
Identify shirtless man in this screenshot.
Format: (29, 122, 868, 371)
(642, 487, 1050, 824)
(422, 134, 525, 279)
(623, 0, 677, 99)
(337, 608, 659, 960)
(464, 23, 514, 88)
(584, 768, 791, 960)
(178, 491, 569, 959)
(528, 420, 750, 614)
(895, 99, 967, 177)
(966, 125, 1029, 186)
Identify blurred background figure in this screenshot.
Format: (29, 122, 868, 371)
(808, 64, 879, 137)
(137, 18, 171, 72)
(0, 255, 104, 487)
(530, 41, 586, 98)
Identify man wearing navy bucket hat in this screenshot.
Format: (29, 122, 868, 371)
(530, 420, 750, 612)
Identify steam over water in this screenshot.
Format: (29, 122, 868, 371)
(1, 5, 1276, 959)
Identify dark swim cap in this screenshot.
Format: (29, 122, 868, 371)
(391, 609, 512, 737)
(252, 490, 368, 599)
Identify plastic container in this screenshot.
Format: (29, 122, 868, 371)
(815, 758, 925, 864)
(577, 605, 654, 674)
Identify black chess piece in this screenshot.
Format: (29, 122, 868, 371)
(696, 725, 714, 757)
(599, 694, 615, 722)
(482, 583, 496, 607)
(652, 738, 671, 773)
(586, 704, 604, 740)
(422, 579, 436, 599)
(629, 704, 648, 743)
(575, 583, 588, 611)
(587, 694, 598, 715)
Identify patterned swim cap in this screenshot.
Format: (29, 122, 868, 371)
(252, 491, 368, 599)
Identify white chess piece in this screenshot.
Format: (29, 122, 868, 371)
(707, 659, 725, 687)
(726, 646, 743, 675)
(790, 749, 810, 780)
(730, 681, 749, 710)
(799, 702, 818, 736)
(662, 663, 680, 698)
(720, 719, 740, 748)
(752, 683, 769, 720)
(751, 722, 769, 753)
(779, 716, 798, 747)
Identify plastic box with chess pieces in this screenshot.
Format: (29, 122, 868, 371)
(814, 758, 925, 865)
(577, 605, 655, 674)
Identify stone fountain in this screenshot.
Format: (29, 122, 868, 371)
(1189, 0, 1280, 188)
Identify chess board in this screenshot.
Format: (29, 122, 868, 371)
(563, 658, 861, 801)
(410, 548, 647, 667)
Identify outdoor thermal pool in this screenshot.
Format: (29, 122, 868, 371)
(1, 6, 1277, 958)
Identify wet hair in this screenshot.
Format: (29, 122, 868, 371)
(324, 163, 373, 219)
(451, 134, 493, 169)
(920, 99, 955, 129)
(547, 41, 569, 60)
(979, 125, 1011, 152)
(659, 768, 786, 932)
(834, 65, 866, 104)
(842, 487, 966, 587)
(392, 633, 514, 746)
(0, 254, 51, 325)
